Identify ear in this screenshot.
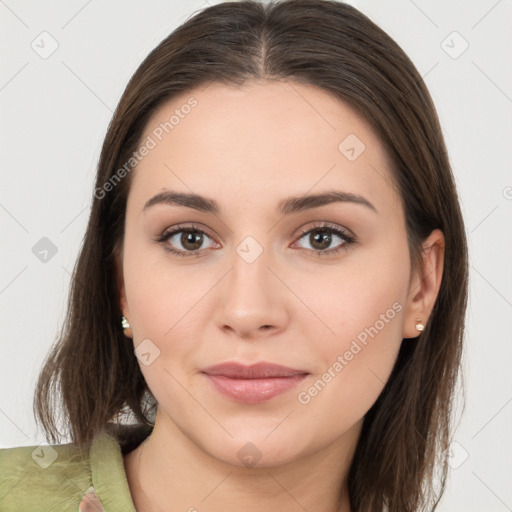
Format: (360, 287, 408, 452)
(115, 248, 130, 319)
(402, 229, 445, 338)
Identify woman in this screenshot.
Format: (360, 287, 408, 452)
(0, 0, 468, 511)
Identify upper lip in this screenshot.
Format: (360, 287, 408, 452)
(201, 361, 309, 379)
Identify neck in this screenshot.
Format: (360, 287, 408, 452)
(124, 411, 359, 512)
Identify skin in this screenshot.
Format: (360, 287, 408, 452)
(118, 79, 444, 512)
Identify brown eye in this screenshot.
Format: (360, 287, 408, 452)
(294, 224, 355, 256)
(157, 225, 217, 257)
(309, 228, 334, 251)
(180, 230, 204, 251)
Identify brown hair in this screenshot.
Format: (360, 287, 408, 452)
(34, 1, 468, 510)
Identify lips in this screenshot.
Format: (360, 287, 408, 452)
(201, 362, 309, 404)
(202, 361, 308, 378)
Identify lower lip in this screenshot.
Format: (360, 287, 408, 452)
(203, 374, 308, 404)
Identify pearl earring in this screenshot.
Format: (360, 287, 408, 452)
(121, 316, 133, 338)
(415, 319, 425, 332)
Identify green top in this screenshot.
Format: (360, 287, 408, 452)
(0, 424, 151, 511)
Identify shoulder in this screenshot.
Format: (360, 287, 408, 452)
(0, 424, 150, 512)
(0, 437, 93, 511)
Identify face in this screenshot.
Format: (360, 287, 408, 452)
(118, 79, 422, 467)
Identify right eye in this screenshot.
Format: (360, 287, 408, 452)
(157, 224, 218, 257)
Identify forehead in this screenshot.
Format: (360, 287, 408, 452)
(129, 79, 399, 216)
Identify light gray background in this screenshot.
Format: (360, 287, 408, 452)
(1, 1, 511, 510)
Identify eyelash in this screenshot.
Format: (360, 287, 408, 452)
(156, 222, 356, 258)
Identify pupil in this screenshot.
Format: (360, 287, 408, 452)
(311, 229, 331, 250)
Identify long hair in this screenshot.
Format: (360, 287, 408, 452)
(33, 1, 468, 510)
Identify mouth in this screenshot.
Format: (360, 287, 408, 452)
(201, 361, 309, 404)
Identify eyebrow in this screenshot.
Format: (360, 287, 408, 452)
(143, 189, 378, 215)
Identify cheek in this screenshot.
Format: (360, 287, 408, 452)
(300, 242, 409, 348)
(294, 243, 409, 422)
(294, 300, 406, 438)
(302, 274, 405, 389)
(122, 224, 211, 339)
(121, 242, 224, 406)
(122, 251, 204, 406)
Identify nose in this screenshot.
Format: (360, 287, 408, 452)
(213, 242, 290, 340)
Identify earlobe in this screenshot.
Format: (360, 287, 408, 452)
(403, 229, 445, 339)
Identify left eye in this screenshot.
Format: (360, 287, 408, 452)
(293, 226, 354, 254)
